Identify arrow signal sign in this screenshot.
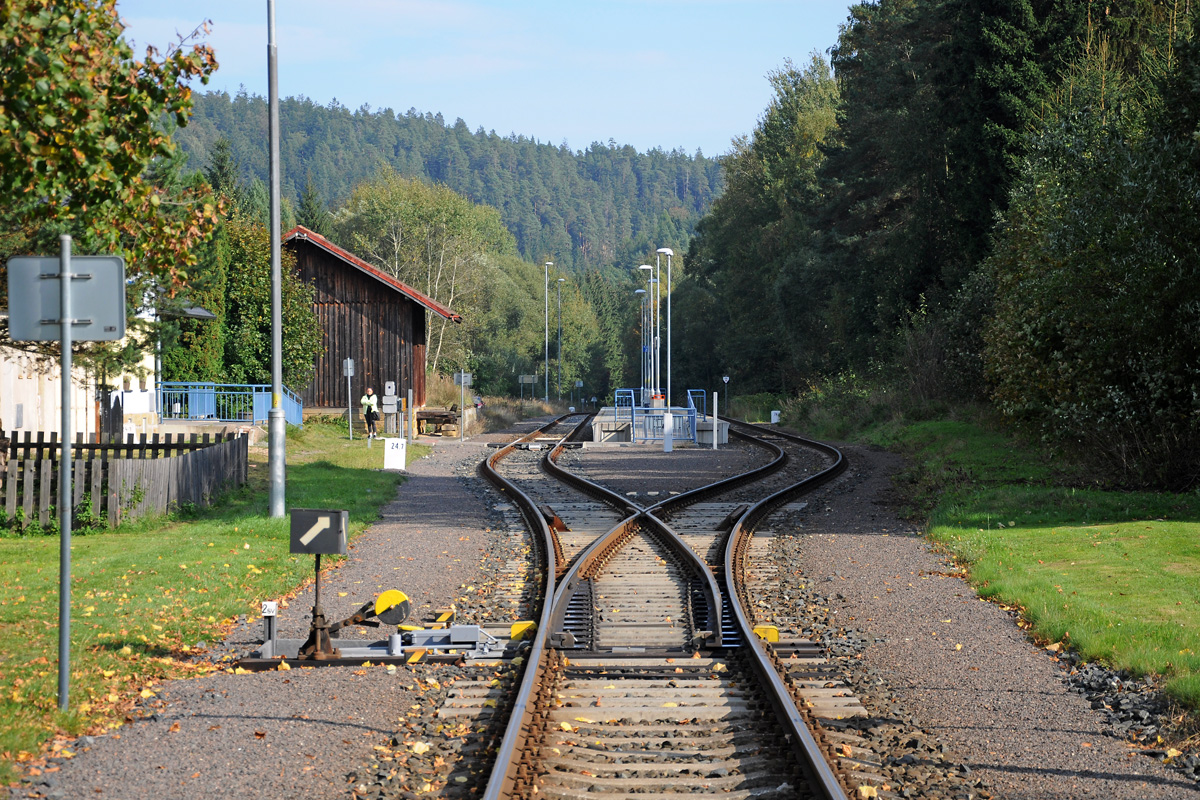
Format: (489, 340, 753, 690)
(299, 516, 331, 547)
(290, 509, 348, 555)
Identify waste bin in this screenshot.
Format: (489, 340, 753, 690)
(770, 410, 780, 424)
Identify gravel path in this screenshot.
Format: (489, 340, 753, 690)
(11, 430, 508, 800)
(791, 442, 1198, 799)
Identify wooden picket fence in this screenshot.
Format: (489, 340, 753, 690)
(2, 431, 249, 529)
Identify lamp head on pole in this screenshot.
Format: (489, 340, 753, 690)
(656, 248, 674, 256)
(545, 261, 553, 267)
(634, 288, 646, 295)
(638, 264, 652, 272)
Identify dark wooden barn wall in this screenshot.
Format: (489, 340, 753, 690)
(291, 246, 428, 409)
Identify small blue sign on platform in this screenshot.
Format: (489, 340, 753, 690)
(289, 509, 348, 555)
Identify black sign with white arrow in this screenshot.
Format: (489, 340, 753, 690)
(289, 509, 348, 555)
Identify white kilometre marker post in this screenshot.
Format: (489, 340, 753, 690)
(299, 516, 331, 547)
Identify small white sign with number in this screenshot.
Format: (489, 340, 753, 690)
(261, 601, 278, 617)
(384, 437, 407, 471)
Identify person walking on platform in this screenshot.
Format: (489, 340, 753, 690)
(361, 387, 379, 439)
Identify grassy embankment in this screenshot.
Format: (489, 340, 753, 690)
(0, 421, 428, 782)
(783, 391, 1200, 710)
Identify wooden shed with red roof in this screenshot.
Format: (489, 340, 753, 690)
(283, 225, 461, 410)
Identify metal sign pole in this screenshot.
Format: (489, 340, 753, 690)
(460, 378, 465, 443)
(266, 0, 286, 519)
(57, 235, 73, 711)
(6, 245, 126, 713)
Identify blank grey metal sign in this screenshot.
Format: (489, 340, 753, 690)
(7, 242, 127, 713)
(7, 255, 126, 341)
(290, 509, 349, 555)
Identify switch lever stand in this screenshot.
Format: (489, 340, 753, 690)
(299, 554, 340, 660)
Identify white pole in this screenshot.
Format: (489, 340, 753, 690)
(347, 372, 352, 440)
(712, 391, 718, 451)
(666, 251, 672, 407)
(657, 255, 667, 400)
(57, 234, 73, 711)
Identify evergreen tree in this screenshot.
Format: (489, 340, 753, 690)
(204, 138, 243, 208)
(297, 173, 332, 235)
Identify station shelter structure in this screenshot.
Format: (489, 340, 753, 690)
(283, 225, 461, 411)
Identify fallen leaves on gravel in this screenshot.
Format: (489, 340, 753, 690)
(254, 731, 266, 739)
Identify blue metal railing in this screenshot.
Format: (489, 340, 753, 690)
(630, 405, 697, 444)
(158, 382, 303, 426)
(687, 389, 707, 419)
(615, 389, 635, 424)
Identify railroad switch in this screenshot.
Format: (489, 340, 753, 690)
(539, 504, 570, 533)
(299, 587, 412, 660)
(716, 504, 751, 532)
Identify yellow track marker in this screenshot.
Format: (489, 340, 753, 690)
(510, 621, 537, 640)
(753, 624, 779, 642)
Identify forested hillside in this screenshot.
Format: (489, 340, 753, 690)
(678, 0, 1200, 488)
(173, 91, 722, 272)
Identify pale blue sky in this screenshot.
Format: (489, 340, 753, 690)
(115, 0, 852, 156)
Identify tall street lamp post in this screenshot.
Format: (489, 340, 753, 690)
(557, 277, 565, 400)
(267, 0, 285, 518)
(638, 265, 654, 399)
(544, 262, 552, 403)
(656, 248, 674, 452)
(657, 248, 674, 406)
(634, 288, 647, 404)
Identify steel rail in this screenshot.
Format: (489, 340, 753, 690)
(542, 437, 642, 517)
(482, 413, 590, 572)
(721, 418, 851, 800)
(482, 417, 848, 799)
(643, 426, 787, 517)
(478, 413, 589, 797)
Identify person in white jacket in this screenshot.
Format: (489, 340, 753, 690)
(361, 387, 379, 439)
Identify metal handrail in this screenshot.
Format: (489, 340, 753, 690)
(157, 382, 303, 426)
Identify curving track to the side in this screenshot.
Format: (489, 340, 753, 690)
(479, 417, 852, 800)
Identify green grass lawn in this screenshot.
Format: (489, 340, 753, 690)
(0, 423, 427, 781)
(869, 418, 1200, 707)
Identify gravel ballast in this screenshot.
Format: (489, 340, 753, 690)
(11, 426, 1199, 799)
(783, 442, 1198, 799)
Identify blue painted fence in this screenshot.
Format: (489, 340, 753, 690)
(158, 383, 303, 426)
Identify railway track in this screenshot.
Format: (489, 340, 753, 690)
(478, 416, 856, 800)
(486, 414, 637, 574)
